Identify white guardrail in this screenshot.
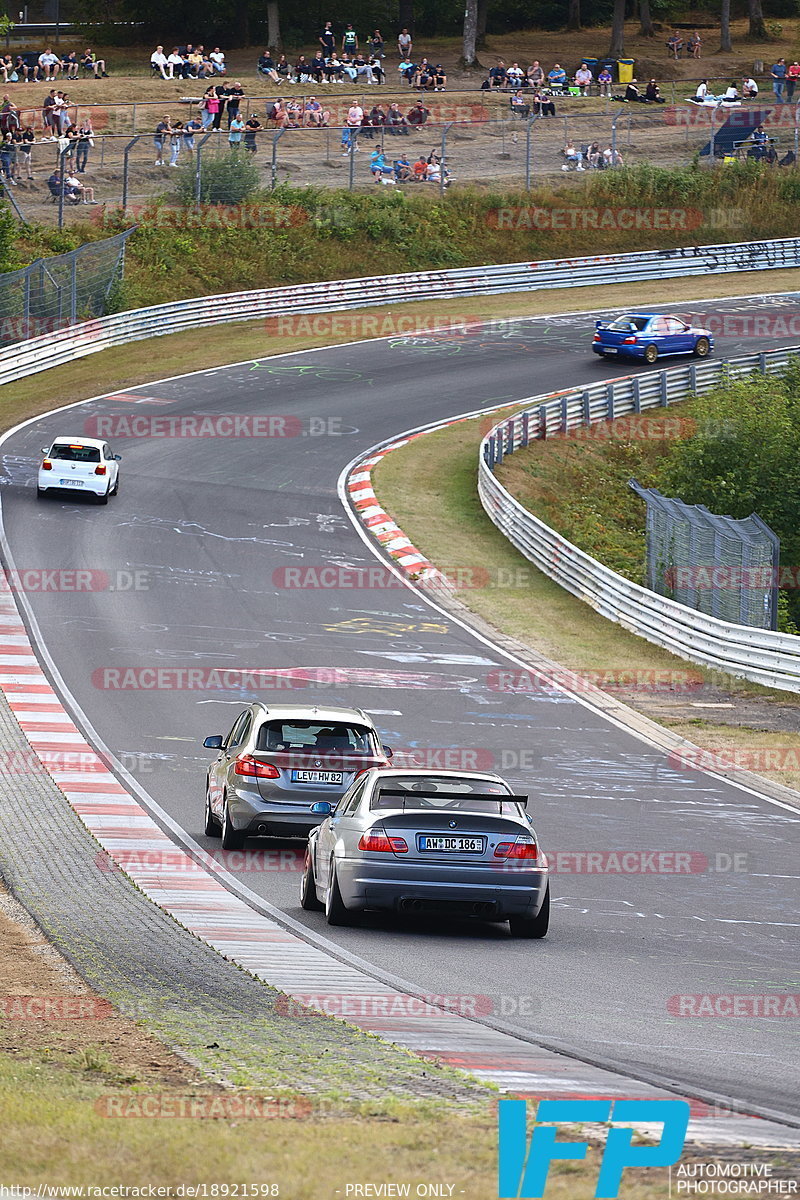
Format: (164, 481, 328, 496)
(478, 348, 800, 693)
(2, 234, 800, 385)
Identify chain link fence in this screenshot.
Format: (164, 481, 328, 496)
(629, 481, 780, 630)
(0, 228, 134, 343)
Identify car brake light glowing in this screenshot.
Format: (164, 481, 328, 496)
(42, 460, 52, 470)
(233, 755, 280, 779)
(358, 829, 408, 854)
(94, 465, 107, 475)
(622, 336, 638, 344)
(494, 839, 538, 860)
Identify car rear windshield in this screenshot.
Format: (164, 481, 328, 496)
(50, 444, 101, 463)
(255, 721, 376, 754)
(607, 316, 649, 332)
(371, 775, 518, 813)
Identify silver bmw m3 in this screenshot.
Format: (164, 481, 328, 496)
(300, 768, 550, 938)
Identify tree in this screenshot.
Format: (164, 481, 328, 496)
(748, 0, 768, 40)
(638, 0, 654, 38)
(567, 0, 581, 32)
(266, 0, 281, 51)
(476, 0, 488, 49)
(608, 0, 625, 57)
(460, 0, 479, 69)
(720, 0, 732, 51)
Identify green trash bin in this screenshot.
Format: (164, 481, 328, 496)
(617, 58, 635, 83)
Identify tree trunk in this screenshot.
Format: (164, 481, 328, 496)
(567, 0, 581, 31)
(460, 0, 479, 68)
(398, 0, 414, 32)
(638, 0, 654, 38)
(720, 0, 732, 51)
(747, 0, 768, 39)
(476, 0, 488, 49)
(266, 0, 281, 52)
(608, 0, 625, 56)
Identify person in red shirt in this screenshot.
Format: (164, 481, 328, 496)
(787, 60, 800, 101)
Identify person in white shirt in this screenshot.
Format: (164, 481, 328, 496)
(694, 79, 708, 101)
(574, 62, 593, 94)
(209, 48, 226, 74)
(742, 76, 758, 98)
(506, 62, 524, 87)
(151, 46, 170, 79)
(167, 49, 185, 78)
(723, 82, 740, 101)
(38, 49, 60, 80)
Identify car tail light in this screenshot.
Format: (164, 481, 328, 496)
(42, 460, 52, 470)
(358, 829, 408, 854)
(233, 755, 280, 779)
(94, 465, 107, 475)
(592, 333, 601, 342)
(622, 336, 637, 344)
(494, 838, 538, 860)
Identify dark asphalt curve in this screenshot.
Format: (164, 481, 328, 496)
(2, 294, 799, 1123)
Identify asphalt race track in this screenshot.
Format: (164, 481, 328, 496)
(2, 294, 800, 1123)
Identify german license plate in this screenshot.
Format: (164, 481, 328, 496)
(418, 835, 484, 853)
(603, 347, 617, 353)
(59, 478, 84, 486)
(291, 770, 343, 784)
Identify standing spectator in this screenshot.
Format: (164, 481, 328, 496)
(183, 117, 201, 152)
(225, 81, 244, 127)
(0, 132, 16, 183)
(228, 113, 244, 150)
(598, 64, 613, 96)
(787, 61, 800, 102)
(342, 24, 359, 54)
(369, 30, 385, 58)
(243, 113, 262, 152)
(574, 62, 592, 94)
(38, 48, 60, 80)
(15, 124, 33, 179)
(687, 30, 701, 59)
(151, 46, 170, 79)
(398, 28, 412, 57)
(771, 58, 786, 103)
(527, 60, 544, 86)
(342, 99, 363, 154)
(199, 86, 217, 129)
(75, 117, 93, 172)
(209, 48, 226, 75)
(56, 92, 73, 135)
(153, 115, 170, 165)
(258, 52, 279, 83)
(82, 49, 108, 77)
(168, 120, 183, 166)
(213, 83, 228, 129)
(319, 22, 336, 56)
(41, 90, 57, 136)
(0, 94, 19, 134)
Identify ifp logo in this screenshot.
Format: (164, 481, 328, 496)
(498, 1098, 690, 1197)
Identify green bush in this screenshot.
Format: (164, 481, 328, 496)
(175, 152, 259, 206)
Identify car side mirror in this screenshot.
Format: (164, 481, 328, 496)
(41, 447, 49, 454)
(113, 454, 122, 461)
(203, 735, 224, 749)
(310, 801, 333, 815)
(382, 745, 393, 757)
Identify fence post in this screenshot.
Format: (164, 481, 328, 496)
(271, 126, 285, 190)
(538, 403, 548, 439)
(709, 102, 720, 160)
(525, 113, 539, 190)
(70, 248, 78, 325)
(23, 266, 30, 338)
(348, 127, 356, 191)
(57, 145, 69, 230)
(440, 122, 452, 196)
(611, 111, 621, 166)
(632, 376, 641, 412)
(607, 382, 615, 421)
(195, 131, 214, 205)
(122, 134, 140, 211)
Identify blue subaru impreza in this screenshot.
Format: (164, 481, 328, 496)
(592, 313, 714, 364)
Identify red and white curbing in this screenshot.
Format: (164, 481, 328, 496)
(0, 560, 797, 1144)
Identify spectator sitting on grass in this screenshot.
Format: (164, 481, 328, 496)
(294, 55, 311, 82)
(488, 60, 507, 88)
(275, 54, 290, 79)
(531, 90, 556, 116)
(398, 56, 415, 83)
(385, 102, 408, 134)
(562, 139, 584, 170)
(598, 65, 613, 96)
(527, 61, 544, 86)
(413, 154, 427, 179)
(353, 53, 377, 83)
(39, 48, 60, 80)
(310, 53, 327, 82)
(393, 153, 412, 180)
(644, 78, 665, 102)
(258, 51, 279, 82)
(65, 171, 95, 202)
(209, 48, 226, 74)
(82, 49, 108, 77)
(304, 96, 330, 126)
(413, 58, 434, 89)
(574, 62, 592, 94)
(151, 46, 170, 79)
(694, 79, 709, 101)
(407, 100, 430, 127)
(723, 81, 740, 101)
(433, 64, 446, 90)
(370, 145, 394, 181)
(743, 75, 758, 98)
(603, 144, 622, 166)
(506, 62, 524, 88)
(398, 27, 412, 57)
(368, 54, 386, 83)
(340, 53, 358, 81)
(325, 54, 345, 81)
(586, 140, 602, 167)
(624, 78, 641, 101)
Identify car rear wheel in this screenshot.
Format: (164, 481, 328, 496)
(204, 790, 221, 838)
(325, 860, 352, 926)
(694, 336, 710, 358)
(111, 476, 119, 495)
(509, 884, 550, 939)
(96, 488, 109, 505)
(300, 850, 324, 911)
(643, 344, 658, 364)
(36, 487, 46, 500)
(221, 800, 245, 850)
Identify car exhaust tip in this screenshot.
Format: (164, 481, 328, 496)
(257, 823, 268, 834)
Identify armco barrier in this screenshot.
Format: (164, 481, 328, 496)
(3, 235, 800, 382)
(478, 348, 800, 693)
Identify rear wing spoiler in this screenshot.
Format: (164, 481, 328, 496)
(374, 789, 528, 809)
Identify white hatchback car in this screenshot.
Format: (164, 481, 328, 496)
(37, 437, 121, 504)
